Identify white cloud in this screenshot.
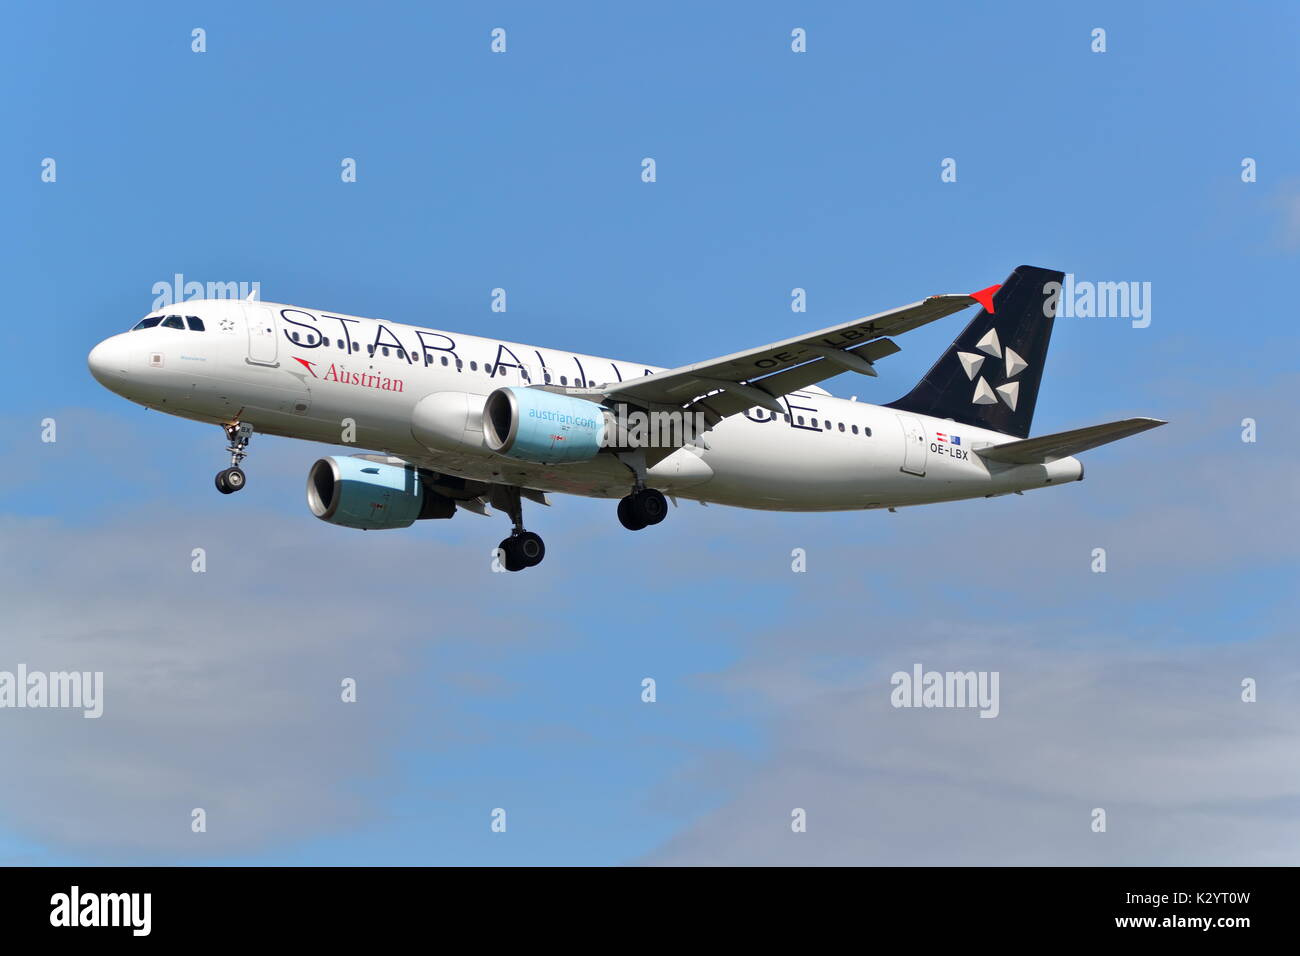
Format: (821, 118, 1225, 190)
(642, 382, 1300, 865)
(0, 507, 535, 857)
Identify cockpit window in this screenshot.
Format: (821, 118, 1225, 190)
(186, 316, 205, 331)
(132, 316, 163, 330)
(162, 315, 185, 329)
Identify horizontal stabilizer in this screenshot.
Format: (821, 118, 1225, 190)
(975, 418, 1166, 464)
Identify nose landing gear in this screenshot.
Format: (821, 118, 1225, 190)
(215, 422, 253, 495)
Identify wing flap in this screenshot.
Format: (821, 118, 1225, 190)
(975, 418, 1167, 464)
(688, 339, 902, 421)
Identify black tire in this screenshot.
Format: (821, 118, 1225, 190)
(215, 469, 234, 494)
(498, 537, 526, 572)
(515, 531, 545, 567)
(225, 467, 246, 492)
(633, 488, 668, 526)
(617, 496, 647, 531)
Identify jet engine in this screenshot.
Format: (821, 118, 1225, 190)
(482, 386, 608, 464)
(307, 456, 456, 530)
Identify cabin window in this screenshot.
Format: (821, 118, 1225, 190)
(186, 316, 205, 331)
(838, 422, 845, 432)
(441, 356, 449, 366)
(162, 315, 185, 330)
(470, 361, 477, 371)
(851, 425, 859, 434)
(367, 345, 375, 356)
(560, 376, 568, 385)
(485, 365, 494, 375)
(797, 416, 804, 425)
(544, 372, 552, 383)
(810, 419, 818, 428)
(864, 427, 872, 437)
(455, 359, 463, 371)
(382, 347, 390, 356)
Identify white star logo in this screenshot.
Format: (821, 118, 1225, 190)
(959, 330, 1027, 412)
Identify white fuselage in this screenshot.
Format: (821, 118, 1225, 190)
(87, 300, 1083, 511)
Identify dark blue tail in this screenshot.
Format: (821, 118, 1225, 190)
(886, 265, 1063, 438)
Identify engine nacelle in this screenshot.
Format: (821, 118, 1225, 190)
(307, 457, 455, 530)
(411, 390, 485, 454)
(482, 387, 607, 464)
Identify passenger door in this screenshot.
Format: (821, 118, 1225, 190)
(243, 303, 279, 366)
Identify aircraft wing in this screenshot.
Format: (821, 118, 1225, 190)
(558, 288, 996, 422)
(974, 418, 1167, 465)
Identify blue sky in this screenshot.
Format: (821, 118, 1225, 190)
(1, 1, 1297, 865)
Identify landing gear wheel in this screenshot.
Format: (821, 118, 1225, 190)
(498, 533, 544, 572)
(620, 489, 666, 529)
(618, 496, 648, 531)
(633, 488, 668, 526)
(497, 537, 524, 572)
(215, 467, 246, 494)
(514, 531, 545, 568)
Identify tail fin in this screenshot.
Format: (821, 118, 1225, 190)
(886, 265, 1063, 438)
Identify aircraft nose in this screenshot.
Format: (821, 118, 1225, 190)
(87, 334, 130, 388)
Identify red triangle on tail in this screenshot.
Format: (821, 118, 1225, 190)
(970, 284, 1000, 314)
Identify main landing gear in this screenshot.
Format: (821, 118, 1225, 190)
(494, 486, 545, 572)
(612, 449, 669, 532)
(617, 487, 668, 531)
(215, 421, 253, 495)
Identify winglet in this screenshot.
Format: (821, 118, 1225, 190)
(970, 284, 1001, 314)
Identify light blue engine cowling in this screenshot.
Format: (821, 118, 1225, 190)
(307, 457, 455, 530)
(483, 387, 608, 464)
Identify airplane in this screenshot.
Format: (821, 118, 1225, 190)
(87, 265, 1164, 571)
